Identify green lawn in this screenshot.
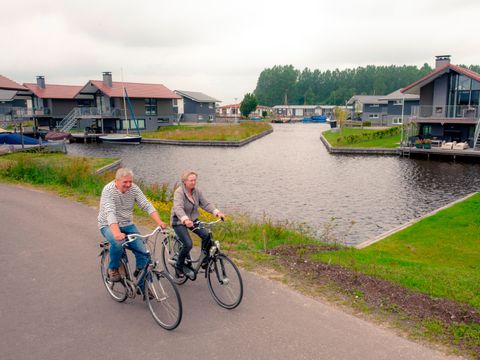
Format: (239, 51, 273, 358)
(313, 193, 480, 309)
(142, 121, 272, 141)
(323, 128, 401, 148)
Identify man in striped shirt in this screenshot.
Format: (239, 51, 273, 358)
(98, 168, 167, 283)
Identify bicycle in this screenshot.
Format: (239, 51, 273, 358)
(99, 227, 183, 330)
(160, 219, 243, 309)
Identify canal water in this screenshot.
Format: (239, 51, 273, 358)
(68, 124, 480, 245)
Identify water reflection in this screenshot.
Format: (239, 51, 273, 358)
(68, 124, 480, 245)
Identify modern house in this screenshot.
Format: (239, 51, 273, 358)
(401, 55, 480, 149)
(23, 76, 85, 129)
(74, 72, 181, 133)
(0, 75, 31, 122)
(378, 89, 419, 126)
(174, 90, 219, 122)
(217, 104, 240, 118)
(272, 105, 334, 119)
(346, 95, 388, 124)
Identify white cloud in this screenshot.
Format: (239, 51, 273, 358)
(1, 0, 479, 103)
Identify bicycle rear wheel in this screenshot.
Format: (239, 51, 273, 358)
(146, 270, 183, 330)
(161, 236, 188, 285)
(207, 254, 243, 309)
(100, 249, 128, 302)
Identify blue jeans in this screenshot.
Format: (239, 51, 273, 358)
(173, 223, 211, 270)
(100, 224, 149, 288)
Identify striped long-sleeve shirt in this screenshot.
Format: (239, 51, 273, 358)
(97, 181, 156, 229)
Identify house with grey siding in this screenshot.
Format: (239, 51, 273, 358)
(401, 55, 480, 149)
(74, 72, 181, 132)
(174, 90, 219, 122)
(378, 89, 419, 126)
(23, 76, 87, 129)
(346, 95, 388, 124)
(0, 75, 31, 122)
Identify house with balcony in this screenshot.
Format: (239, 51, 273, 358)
(174, 90, 219, 122)
(0, 75, 31, 123)
(378, 89, 419, 126)
(401, 55, 480, 149)
(346, 95, 388, 124)
(23, 76, 87, 129)
(73, 72, 181, 133)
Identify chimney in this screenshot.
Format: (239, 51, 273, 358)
(435, 55, 451, 70)
(36, 76, 45, 89)
(102, 72, 112, 87)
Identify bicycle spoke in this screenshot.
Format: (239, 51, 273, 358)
(207, 254, 243, 309)
(146, 271, 182, 330)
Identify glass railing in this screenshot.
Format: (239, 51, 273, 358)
(411, 105, 479, 119)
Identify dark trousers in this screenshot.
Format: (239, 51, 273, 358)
(173, 223, 211, 270)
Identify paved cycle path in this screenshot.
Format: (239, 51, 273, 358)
(0, 184, 463, 360)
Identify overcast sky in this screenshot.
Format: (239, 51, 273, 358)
(2, 0, 479, 104)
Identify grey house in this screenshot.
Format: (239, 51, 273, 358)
(23, 76, 88, 129)
(174, 90, 219, 122)
(378, 89, 419, 126)
(346, 95, 388, 124)
(74, 72, 181, 132)
(0, 75, 31, 122)
(401, 55, 480, 149)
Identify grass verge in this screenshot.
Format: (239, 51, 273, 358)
(1, 151, 478, 358)
(323, 127, 401, 148)
(142, 121, 272, 141)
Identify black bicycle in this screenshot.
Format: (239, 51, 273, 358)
(160, 219, 243, 309)
(100, 227, 183, 330)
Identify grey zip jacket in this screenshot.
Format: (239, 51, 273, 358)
(171, 184, 218, 226)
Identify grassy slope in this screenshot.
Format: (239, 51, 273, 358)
(313, 193, 480, 309)
(142, 121, 271, 141)
(323, 128, 401, 148)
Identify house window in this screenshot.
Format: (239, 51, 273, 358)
(130, 119, 145, 130)
(209, 103, 214, 109)
(370, 104, 379, 107)
(172, 99, 178, 107)
(157, 117, 169, 124)
(145, 98, 157, 115)
(422, 125, 432, 136)
(369, 114, 379, 119)
(392, 118, 402, 124)
(393, 100, 403, 105)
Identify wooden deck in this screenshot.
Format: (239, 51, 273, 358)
(400, 146, 480, 160)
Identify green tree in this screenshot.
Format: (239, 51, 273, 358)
(240, 93, 258, 118)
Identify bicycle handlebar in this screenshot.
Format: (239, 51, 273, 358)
(191, 218, 223, 231)
(123, 226, 163, 246)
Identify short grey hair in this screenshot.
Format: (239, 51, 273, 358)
(115, 167, 134, 180)
(181, 170, 198, 183)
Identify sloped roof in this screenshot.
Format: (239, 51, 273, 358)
(402, 64, 480, 95)
(83, 80, 181, 99)
(175, 90, 220, 103)
(0, 89, 17, 101)
(379, 89, 419, 101)
(23, 83, 83, 99)
(0, 75, 28, 91)
(346, 95, 387, 106)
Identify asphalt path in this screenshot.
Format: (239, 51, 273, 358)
(0, 183, 462, 360)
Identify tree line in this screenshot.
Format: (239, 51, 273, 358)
(253, 64, 480, 107)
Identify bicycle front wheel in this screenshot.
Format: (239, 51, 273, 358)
(146, 270, 183, 330)
(100, 249, 128, 302)
(161, 236, 187, 285)
(207, 254, 243, 309)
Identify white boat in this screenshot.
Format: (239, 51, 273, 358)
(100, 71, 142, 145)
(99, 134, 142, 144)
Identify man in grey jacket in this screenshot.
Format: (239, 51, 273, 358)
(171, 170, 224, 278)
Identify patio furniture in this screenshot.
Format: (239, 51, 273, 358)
(453, 141, 469, 150)
(441, 141, 455, 150)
